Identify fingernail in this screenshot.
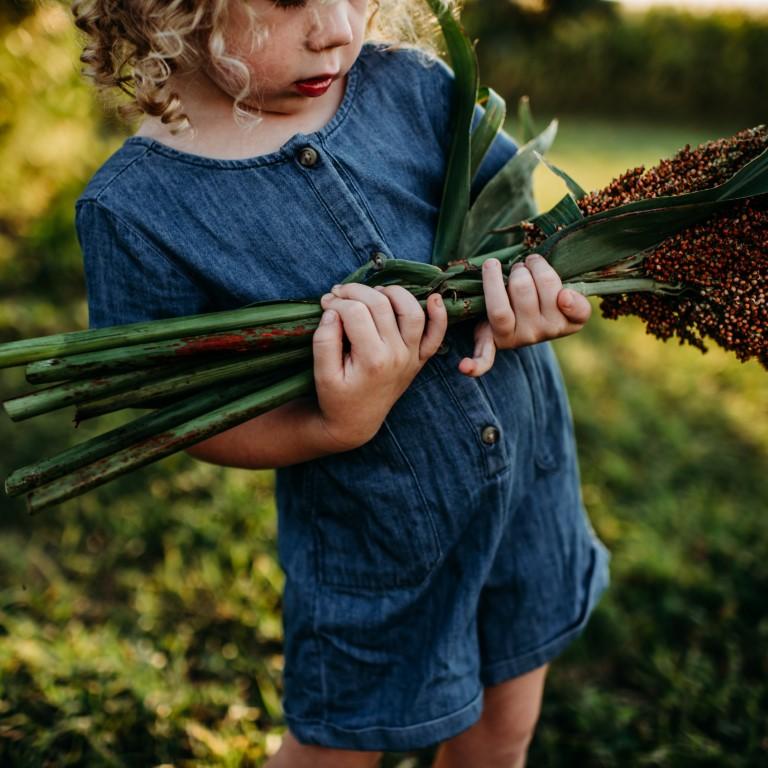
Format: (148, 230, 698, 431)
(483, 258, 500, 270)
(321, 309, 336, 324)
(560, 290, 574, 309)
(331, 284, 342, 293)
(374, 286, 385, 292)
(512, 262, 526, 271)
(434, 294, 443, 307)
(321, 292, 333, 303)
(527, 253, 542, 261)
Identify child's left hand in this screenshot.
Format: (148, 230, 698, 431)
(459, 253, 592, 377)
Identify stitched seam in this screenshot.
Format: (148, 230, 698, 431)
(434, 365, 491, 477)
(285, 687, 483, 734)
(77, 143, 153, 201)
(382, 419, 443, 570)
(300, 160, 372, 266)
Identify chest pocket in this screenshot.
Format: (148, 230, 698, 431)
(307, 419, 442, 592)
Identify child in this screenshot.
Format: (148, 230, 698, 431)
(72, 1, 610, 765)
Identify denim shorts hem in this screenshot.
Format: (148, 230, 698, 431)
(285, 688, 484, 751)
(480, 538, 611, 687)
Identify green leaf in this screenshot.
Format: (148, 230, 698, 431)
(540, 199, 726, 279)
(426, 0, 479, 266)
(470, 86, 507, 182)
(534, 151, 588, 200)
(529, 193, 584, 236)
(532, 137, 768, 279)
(517, 96, 536, 143)
(457, 119, 559, 259)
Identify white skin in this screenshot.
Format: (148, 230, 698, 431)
(155, 1, 591, 763)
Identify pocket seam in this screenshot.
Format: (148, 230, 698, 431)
(307, 436, 443, 592)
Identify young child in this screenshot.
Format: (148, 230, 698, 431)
(72, 1, 610, 765)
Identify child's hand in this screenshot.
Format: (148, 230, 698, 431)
(312, 283, 448, 451)
(459, 254, 591, 377)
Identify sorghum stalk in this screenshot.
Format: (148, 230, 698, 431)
(4, 372, 288, 497)
(0, 302, 323, 368)
(24, 318, 320, 383)
(69, 346, 312, 421)
(23, 369, 315, 514)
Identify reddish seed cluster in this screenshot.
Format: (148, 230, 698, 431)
(601, 196, 768, 367)
(522, 126, 768, 367)
(579, 125, 768, 215)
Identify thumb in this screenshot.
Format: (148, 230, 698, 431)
(557, 289, 592, 325)
(312, 309, 344, 383)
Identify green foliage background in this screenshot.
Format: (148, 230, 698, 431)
(464, 0, 768, 125)
(0, 1, 766, 766)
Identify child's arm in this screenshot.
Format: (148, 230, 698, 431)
(458, 254, 592, 377)
(186, 286, 448, 468)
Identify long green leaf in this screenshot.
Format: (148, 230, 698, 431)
(541, 200, 726, 279)
(470, 86, 506, 182)
(457, 119, 558, 259)
(529, 193, 584, 236)
(517, 96, 536, 143)
(534, 151, 588, 200)
(426, 0, 479, 266)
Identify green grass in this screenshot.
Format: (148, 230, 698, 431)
(1, 115, 767, 767)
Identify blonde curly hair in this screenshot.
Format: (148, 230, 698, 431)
(71, 0, 461, 134)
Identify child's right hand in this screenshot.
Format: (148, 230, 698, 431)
(311, 284, 448, 452)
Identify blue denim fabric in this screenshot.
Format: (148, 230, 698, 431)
(77, 42, 610, 751)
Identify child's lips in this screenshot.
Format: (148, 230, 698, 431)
(294, 74, 336, 97)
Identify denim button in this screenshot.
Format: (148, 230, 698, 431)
(437, 342, 450, 356)
(297, 147, 319, 167)
(481, 425, 500, 445)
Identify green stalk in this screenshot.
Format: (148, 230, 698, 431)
(72, 346, 312, 421)
(564, 279, 682, 297)
(25, 318, 318, 384)
(4, 359, 201, 422)
(4, 373, 289, 497)
(25, 369, 315, 514)
(0, 302, 321, 369)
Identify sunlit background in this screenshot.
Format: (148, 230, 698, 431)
(0, 0, 766, 766)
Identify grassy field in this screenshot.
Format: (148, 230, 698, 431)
(1, 115, 766, 767)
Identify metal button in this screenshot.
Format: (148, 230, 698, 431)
(297, 147, 319, 167)
(481, 425, 500, 445)
(371, 251, 387, 269)
(437, 342, 450, 356)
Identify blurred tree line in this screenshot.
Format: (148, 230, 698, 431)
(463, 0, 768, 126)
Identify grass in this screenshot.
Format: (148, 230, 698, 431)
(1, 115, 766, 767)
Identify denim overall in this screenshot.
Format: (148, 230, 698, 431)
(78, 42, 610, 750)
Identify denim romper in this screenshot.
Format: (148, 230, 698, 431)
(77, 42, 610, 751)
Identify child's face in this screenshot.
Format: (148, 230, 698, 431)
(211, 0, 369, 118)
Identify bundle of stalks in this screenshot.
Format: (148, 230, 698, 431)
(1, 0, 766, 513)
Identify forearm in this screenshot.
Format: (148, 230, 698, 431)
(184, 396, 350, 469)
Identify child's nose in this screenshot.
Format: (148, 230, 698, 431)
(305, 2, 354, 52)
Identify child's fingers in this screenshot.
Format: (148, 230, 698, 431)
(458, 321, 496, 377)
(482, 258, 516, 338)
(319, 292, 385, 352)
(373, 285, 426, 348)
(506, 262, 541, 329)
(329, 283, 402, 345)
(312, 308, 344, 385)
(525, 254, 564, 326)
(418, 292, 449, 360)
(557, 289, 592, 328)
